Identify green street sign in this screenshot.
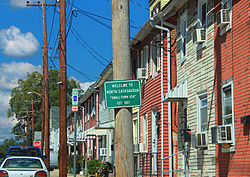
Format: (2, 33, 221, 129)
(104, 79, 142, 109)
(72, 88, 79, 106)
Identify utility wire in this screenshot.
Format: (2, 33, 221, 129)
(67, 64, 97, 81)
(130, 0, 150, 11)
(48, 5, 57, 45)
(70, 25, 110, 63)
(69, 25, 108, 66)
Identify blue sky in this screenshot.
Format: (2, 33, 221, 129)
(0, 0, 149, 143)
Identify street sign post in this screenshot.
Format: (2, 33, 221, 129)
(72, 89, 79, 112)
(104, 79, 142, 109)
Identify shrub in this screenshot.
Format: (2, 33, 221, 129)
(87, 160, 112, 175)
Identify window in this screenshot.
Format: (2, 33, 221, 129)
(140, 50, 144, 68)
(91, 95, 95, 116)
(88, 101, 90, 121)
(222, 83, 233, 125)
(85, 102, 88, 122)
(133, 119, 139, 144)
(140, 114, 148, 152)
(151, 2, 161, 17)
(197, 93, 208, 132)
(180, 11, 187, 64)
(220, 0, 232, 34)
(144, 46, 149, 79)
(150, 35, 161, 76)
(198, 0, 207, 28)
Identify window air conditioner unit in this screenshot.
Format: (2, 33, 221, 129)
(211, 125, 233, 144)
(137, 68, 147, 79)
(193, 29, 206, 44)
(192, 132, 208, 148)
(216, 9, 230, 27)
(100, 148, 107, 156)
(87, 150, 93, 156)
(134, 143, 139, 153)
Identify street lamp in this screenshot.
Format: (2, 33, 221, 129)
(27, 92, 44, 153)
(27, 90, 50, 168)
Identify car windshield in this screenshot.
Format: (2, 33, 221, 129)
(3, 158, 43, 169)
(8, 148, 40, 157)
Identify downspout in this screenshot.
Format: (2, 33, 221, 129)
(150, 17, 175, 177)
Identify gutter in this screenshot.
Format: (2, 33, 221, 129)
(150, 16, 176, 177)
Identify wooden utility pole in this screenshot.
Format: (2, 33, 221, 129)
(59, 0, 67, 176)
(31, 99, 34, 143)
(42, 0, 50, 168)
(112, 0, 134, 176)
(27, 110, 30, 146)
(26, 0, 58, 168)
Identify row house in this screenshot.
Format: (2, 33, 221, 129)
(131, 0, 178, 176)
(65, 0, 249, 176)
(131, 0, 249, 176)
(213, 0, 250, 176)
(67, 63, 115, 170)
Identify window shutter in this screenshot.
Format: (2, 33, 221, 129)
(141, 50, 144, 68)
(146, 46, 149, 79)
(150, 42, 153, 76)
(157, 35, 161, 71)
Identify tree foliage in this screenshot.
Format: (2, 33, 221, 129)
(8, 69, 83, 140)
(0, 138, 25, 155)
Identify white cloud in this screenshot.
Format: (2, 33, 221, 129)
(0, 115, 17, 142)
(0, 61, 41, 90)
(0, 26, 39, 58)
(0, 92, 11, 113)
(9, 0, 31, 8)
(0, 61, 41, 143)
(80, 82, 95, 92)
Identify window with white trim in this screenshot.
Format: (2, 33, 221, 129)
(140, 50, 144, 68)
(195, 0, 207, 49)
(150, 35, 161, 76)
(91, 95, 95, 117)
(88, 101, 90, 121)
(198, 0, 207, 28)
(140, 114, 148, 152)
(220, 0, 232, 34)
(180, 11, 187, 64)
(135, 50, 139, 78)
(222, 83, 233, 125)
(197, 93, 208, 132)
(133, 119, 139, 144)
(144, 46, 149, 79)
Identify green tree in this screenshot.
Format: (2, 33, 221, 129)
(8, 69, 83, 140)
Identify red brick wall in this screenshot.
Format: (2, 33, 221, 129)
(214, 0, 250, 176)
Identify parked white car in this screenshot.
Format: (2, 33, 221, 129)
(0, 156, 52, 177)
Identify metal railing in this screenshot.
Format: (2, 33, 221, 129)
(161, 149, 187, 177)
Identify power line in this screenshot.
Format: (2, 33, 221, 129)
(70, 4, 140, 30)
(130, 0, 150, 11)
(69, 25, 109, 66)
(48, 5, 57, 45)
(67, 64, 98, 81)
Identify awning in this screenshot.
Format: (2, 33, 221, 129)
(85, 128, 108, 137)
(163, 79, 188, 102)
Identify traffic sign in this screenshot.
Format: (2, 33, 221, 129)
(104, 79, 142, 108)
(72, 89, 79, 106)
(33, 141, 41, 148)
(72, 105, 78, 112)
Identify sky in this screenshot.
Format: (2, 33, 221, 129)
(0, 0, 149, 143)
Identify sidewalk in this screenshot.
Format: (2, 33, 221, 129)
(50, 169, 86, 177)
